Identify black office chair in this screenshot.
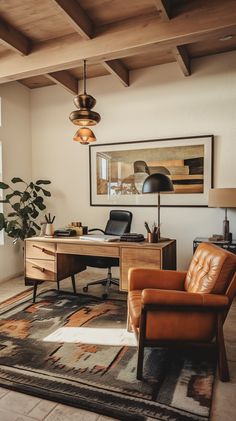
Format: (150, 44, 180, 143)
(82, 210, 133, 298)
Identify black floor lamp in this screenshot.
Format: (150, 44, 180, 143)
(142, 173, 174, 240)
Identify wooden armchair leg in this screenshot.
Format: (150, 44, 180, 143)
(136, 309, 147, 380)
(137, 340, 144, 380)
(217, 313, 230, 382)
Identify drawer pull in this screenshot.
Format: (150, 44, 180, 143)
(31, 264, 54, 274)
(32, 244, 55, 256)
(32, 265, 45, 273)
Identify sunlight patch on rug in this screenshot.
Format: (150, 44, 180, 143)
(43, 327, 137, 346)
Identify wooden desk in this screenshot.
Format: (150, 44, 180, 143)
(25, 237, 176, 296)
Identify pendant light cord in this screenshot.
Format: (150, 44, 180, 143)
(83, 60, 87, 94)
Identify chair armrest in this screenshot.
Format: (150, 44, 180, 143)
(88, 228, 105, 234)
(128, 267, 186, 292)
(142, 289, 229, 308)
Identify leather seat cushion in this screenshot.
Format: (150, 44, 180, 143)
(128, 290, 142, 327)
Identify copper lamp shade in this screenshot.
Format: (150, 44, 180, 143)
(142, 173, 174, 241)
(73, 127, 96, 144)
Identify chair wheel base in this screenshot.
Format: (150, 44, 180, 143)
(83, 286, 88, 292)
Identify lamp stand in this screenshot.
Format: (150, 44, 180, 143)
(223, 208, 230, 241)
(157, 192, 169, 242)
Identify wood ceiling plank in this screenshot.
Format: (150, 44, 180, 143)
(173, 45, 191, 76)
(0, 16, 30, 55)
(79, 0, 155, 26)
(51, 0, 93, 39)
(153, 0, 171, 21)
(103, 60, 129, 87)
(0, 0, 236, 82)
(19, 75, 55, 89)
(46, 70, 78, 94)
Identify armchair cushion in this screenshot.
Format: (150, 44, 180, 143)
(128, 267, 186, 291)
(185, 243, 236, 294)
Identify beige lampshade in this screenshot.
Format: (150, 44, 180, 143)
(208, 188, 236, 208)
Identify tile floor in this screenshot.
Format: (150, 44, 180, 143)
(0, 271, 235, 421)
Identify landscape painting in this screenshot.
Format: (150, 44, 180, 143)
(89, 135, 213, 207)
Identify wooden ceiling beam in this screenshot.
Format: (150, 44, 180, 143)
(51, 0, 93, 39)
(0, 0, 235, 83)
(46, 70, 78, 94)
(52, 0, 128, 86)
(153, 0, 171, 21)
(0, 17, 30, 55)
(103, 60, 129, 87)
(173, 45, 191, 76)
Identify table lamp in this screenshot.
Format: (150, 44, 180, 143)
(142, 173, 174, 240)
(208, 188, 236, 241)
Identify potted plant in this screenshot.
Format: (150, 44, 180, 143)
(0, 177, 51, 243)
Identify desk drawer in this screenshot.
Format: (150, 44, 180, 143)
(26, 258, 56, 281)
(57, 243, 119, 257)
(120, 248, 161, 291)
(26, 241, 56, 260)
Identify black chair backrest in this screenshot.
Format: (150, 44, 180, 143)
(104, 210, 132, 236)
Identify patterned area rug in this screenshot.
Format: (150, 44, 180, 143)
(0, 289, 216, 421)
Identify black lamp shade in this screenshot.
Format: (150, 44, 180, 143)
(142, 173, 174, 194)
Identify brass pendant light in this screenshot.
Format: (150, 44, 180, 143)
(69, 60, 101, 127)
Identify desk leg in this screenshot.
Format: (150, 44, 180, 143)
(33, 281, 38, 303)
(71, 275, 76, 295)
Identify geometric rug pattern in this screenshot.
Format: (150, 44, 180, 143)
(0, 289, 216, 421)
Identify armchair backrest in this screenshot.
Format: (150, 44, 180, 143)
(104, 210, 133, 236)
(185, 243, 236, 294)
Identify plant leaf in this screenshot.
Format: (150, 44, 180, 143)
(31, 209, 39, 219)
(6, 193, 15, 201)
(7, 212, 18, 217)
(0, 182, 9, 189)
(12, 203, 20, 211)
(0, 213, 5, 230)
(36, 180, 51, 185)
(35, 202, 46, 211)
(11, 177, 24, 183)
(27, 227, 36, 238)
(41, 188, 51, 197)
(22, 191, 30, 202)
(32, 222, 40, 230)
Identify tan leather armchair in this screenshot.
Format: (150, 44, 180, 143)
(128, 243, 236, 381)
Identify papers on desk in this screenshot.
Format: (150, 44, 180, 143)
(79, 234, 120, 242)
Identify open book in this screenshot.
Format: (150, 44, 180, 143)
(79, 234, 120, 242)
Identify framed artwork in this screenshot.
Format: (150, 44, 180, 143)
(89, 135, 214, 207)
(0, 141, 3, 244)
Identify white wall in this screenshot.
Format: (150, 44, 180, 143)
(31, 51, 236, 269)
(0, 82, 31, 280)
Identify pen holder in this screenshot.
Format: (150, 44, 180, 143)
(147, 231, 159, 243)
(45, 223, 54, 237)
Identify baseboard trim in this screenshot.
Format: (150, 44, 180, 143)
(0, 271, 24, 284)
